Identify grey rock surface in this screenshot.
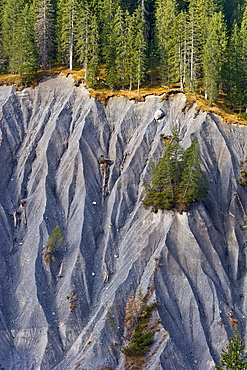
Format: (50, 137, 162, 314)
(0, 74, 247, 369)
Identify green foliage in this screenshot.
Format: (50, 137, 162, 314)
(56, 0, 79, 69)
(202, 11, 227, 104)
(0, 0, 246, 107)
(2, 0, 37, 75)
(155, 0, 178, 86)
(224, 23, 244, 109)
(216, 327, 247, 370)
(122, 330, 153, 356)
(44, 226, 63, 263)
(35, 0, 55, 71)
(142, 125, 208, 212)
(106, 311, 119, 333)
(177, 137, 208, 205)
(75, 3, 99, 86)
(122, 292, 158, 357)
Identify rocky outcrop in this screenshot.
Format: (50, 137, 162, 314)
(0, 74, 246, 369)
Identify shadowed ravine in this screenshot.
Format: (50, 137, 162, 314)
(0, 74, 247, 369)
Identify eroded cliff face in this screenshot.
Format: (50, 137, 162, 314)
(0, 75, 247, 370)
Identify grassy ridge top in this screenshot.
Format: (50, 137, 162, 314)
(1, 65, 246, 126)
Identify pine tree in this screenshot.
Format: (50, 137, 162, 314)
(202, 11, 227, 104)
(35, 0, 55, 71)
(216, 326, 247, 370)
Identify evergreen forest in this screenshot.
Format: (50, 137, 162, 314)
(1, 0, 247, 108)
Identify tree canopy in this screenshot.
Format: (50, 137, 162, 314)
(1, 0, 247, 106)
(216, 326, 247, 370)
(142, 125, 208, 212)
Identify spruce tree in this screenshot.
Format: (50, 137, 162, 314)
(174, 10, 189, 90)
(177, 137, 208, 206)
(240, 4, 247, 109)
(98, 0, 120, 89)
(142, 152, 175, 212)
(1, 0, 25, 70)
(132, 6, 146, 94)
(75, 2, 99, 86)
(187, 0, 219, 91)
(225, 23, 244, 110)
(8, 2, 37, 75)
(97, 0, 119, 62)
(114, 6, 128, 89)
(216, 326, 247, 370)
(142, 126, 208, 212)
(35, 0, 55, 71)
(86, 14, 99, 87)
(56, 0, 78, 70)
(155, 0, 177, 86)
(202, 11, 227, 104)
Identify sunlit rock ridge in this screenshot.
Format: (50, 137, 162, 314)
(0, 74, 247, 370)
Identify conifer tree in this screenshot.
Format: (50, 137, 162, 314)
(97, 0, 119, 62)
(75, 2, 99, 86)
(125, 10, 135, 91)
(56, 0, 78, 70)
(216, 326, 247, 370)
(202, 11, 227, 104)
(142, 125, 182, 211)
(1, 0, 24, 69)
(86, 14, 99, 87)
(44, 226, 63, 263)
(8, 2, 37, 75)
(155, 0, 177, 86)
(187, 0, 219, 91)
(177, 137, 208, 206)
(132, 6, 146, 94)
(97, 0, 120, 89)
(240, 4, 247, 108)
(225, 23, 244, 110)
(0, 1, 5, 71)
(174, 10, 189, 89)
(35, 0, 55, 71)
(114, 6, 128, 89)
(142, 152, 174, 212)
(142, 126, 208, 212)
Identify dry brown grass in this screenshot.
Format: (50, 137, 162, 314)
(189, 93, 247, 125)
(1, 65, 247, 125)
